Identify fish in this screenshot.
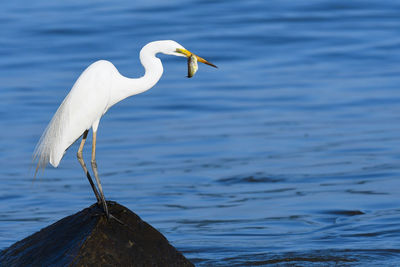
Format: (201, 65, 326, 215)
(187, 54, 198, 78)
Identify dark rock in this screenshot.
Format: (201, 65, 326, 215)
(0, 201, 194, 267)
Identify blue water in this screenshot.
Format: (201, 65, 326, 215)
(1, 0, 400, 265)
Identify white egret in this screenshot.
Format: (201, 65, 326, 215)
(34, 40, 217, 218)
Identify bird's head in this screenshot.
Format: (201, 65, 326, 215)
(157, 40, 217, 68)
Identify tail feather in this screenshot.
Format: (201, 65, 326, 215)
(33, 98, 70, 175)
(33, 123, 52, 176)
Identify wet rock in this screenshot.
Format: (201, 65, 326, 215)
(0, 201, 193, 267)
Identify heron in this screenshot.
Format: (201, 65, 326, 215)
(34, 40, 217, 218)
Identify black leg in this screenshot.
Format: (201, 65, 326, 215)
(91, 130, 109, 219)
(77, 130, 101, 204)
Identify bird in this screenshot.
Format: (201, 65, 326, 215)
(34, 40, 217, 218)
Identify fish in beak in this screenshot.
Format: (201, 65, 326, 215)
(187, 54, 198, 78)
(176, 48, 217, 78)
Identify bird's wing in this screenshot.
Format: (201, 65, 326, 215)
(34, 60, 113, 171)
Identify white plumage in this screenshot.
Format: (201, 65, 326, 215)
(34, 60, 115, 168)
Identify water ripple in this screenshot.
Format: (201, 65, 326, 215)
(1, 0, 400, 266)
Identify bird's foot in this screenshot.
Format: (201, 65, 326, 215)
(91, 210, 125, 225)
(94, 201, 110, 219)
(94, 201, 126, 224)
(109, 214, 125, 225)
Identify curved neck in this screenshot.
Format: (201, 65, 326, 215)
(108, 43, 164, 108)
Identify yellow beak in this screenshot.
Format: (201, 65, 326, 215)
(176, 48, 217, 68)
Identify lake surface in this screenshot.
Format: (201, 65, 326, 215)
(1, 0, 400, 265)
